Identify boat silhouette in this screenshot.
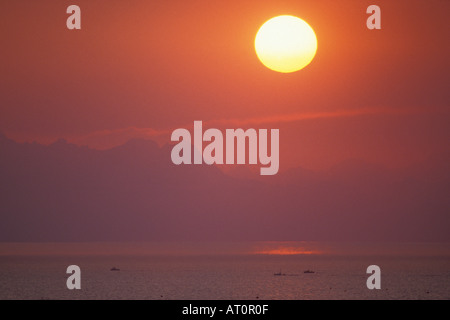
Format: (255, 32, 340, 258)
(303, 270, 315, 274)
(274, 270, 286, 276)
(110, 267, 120, 271)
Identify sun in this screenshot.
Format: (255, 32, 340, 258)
(255, 15, 318, 73)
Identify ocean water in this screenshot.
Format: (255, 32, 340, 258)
(0, 242, 449, 300)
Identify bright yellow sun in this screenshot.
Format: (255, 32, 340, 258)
(255, 15, 318, 73)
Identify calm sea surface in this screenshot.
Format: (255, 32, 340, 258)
(0, 242, 449, 300)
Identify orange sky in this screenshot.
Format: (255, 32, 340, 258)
(1, 0, 449, 170)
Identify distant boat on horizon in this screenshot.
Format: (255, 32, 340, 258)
(303, 270, 315, 274)
(274, 270, 286, 276)
(110, 267, 120, 271)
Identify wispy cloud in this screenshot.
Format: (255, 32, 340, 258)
(68, 127, 170, 149)
(205, 106, 424, 127)
(65, 106, 430, 149)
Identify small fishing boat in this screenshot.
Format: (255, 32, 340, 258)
(274, 270, 286, 276)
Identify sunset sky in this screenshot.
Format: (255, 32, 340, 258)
(1, 0, 448, 172)
(0, 0, 449, 243)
